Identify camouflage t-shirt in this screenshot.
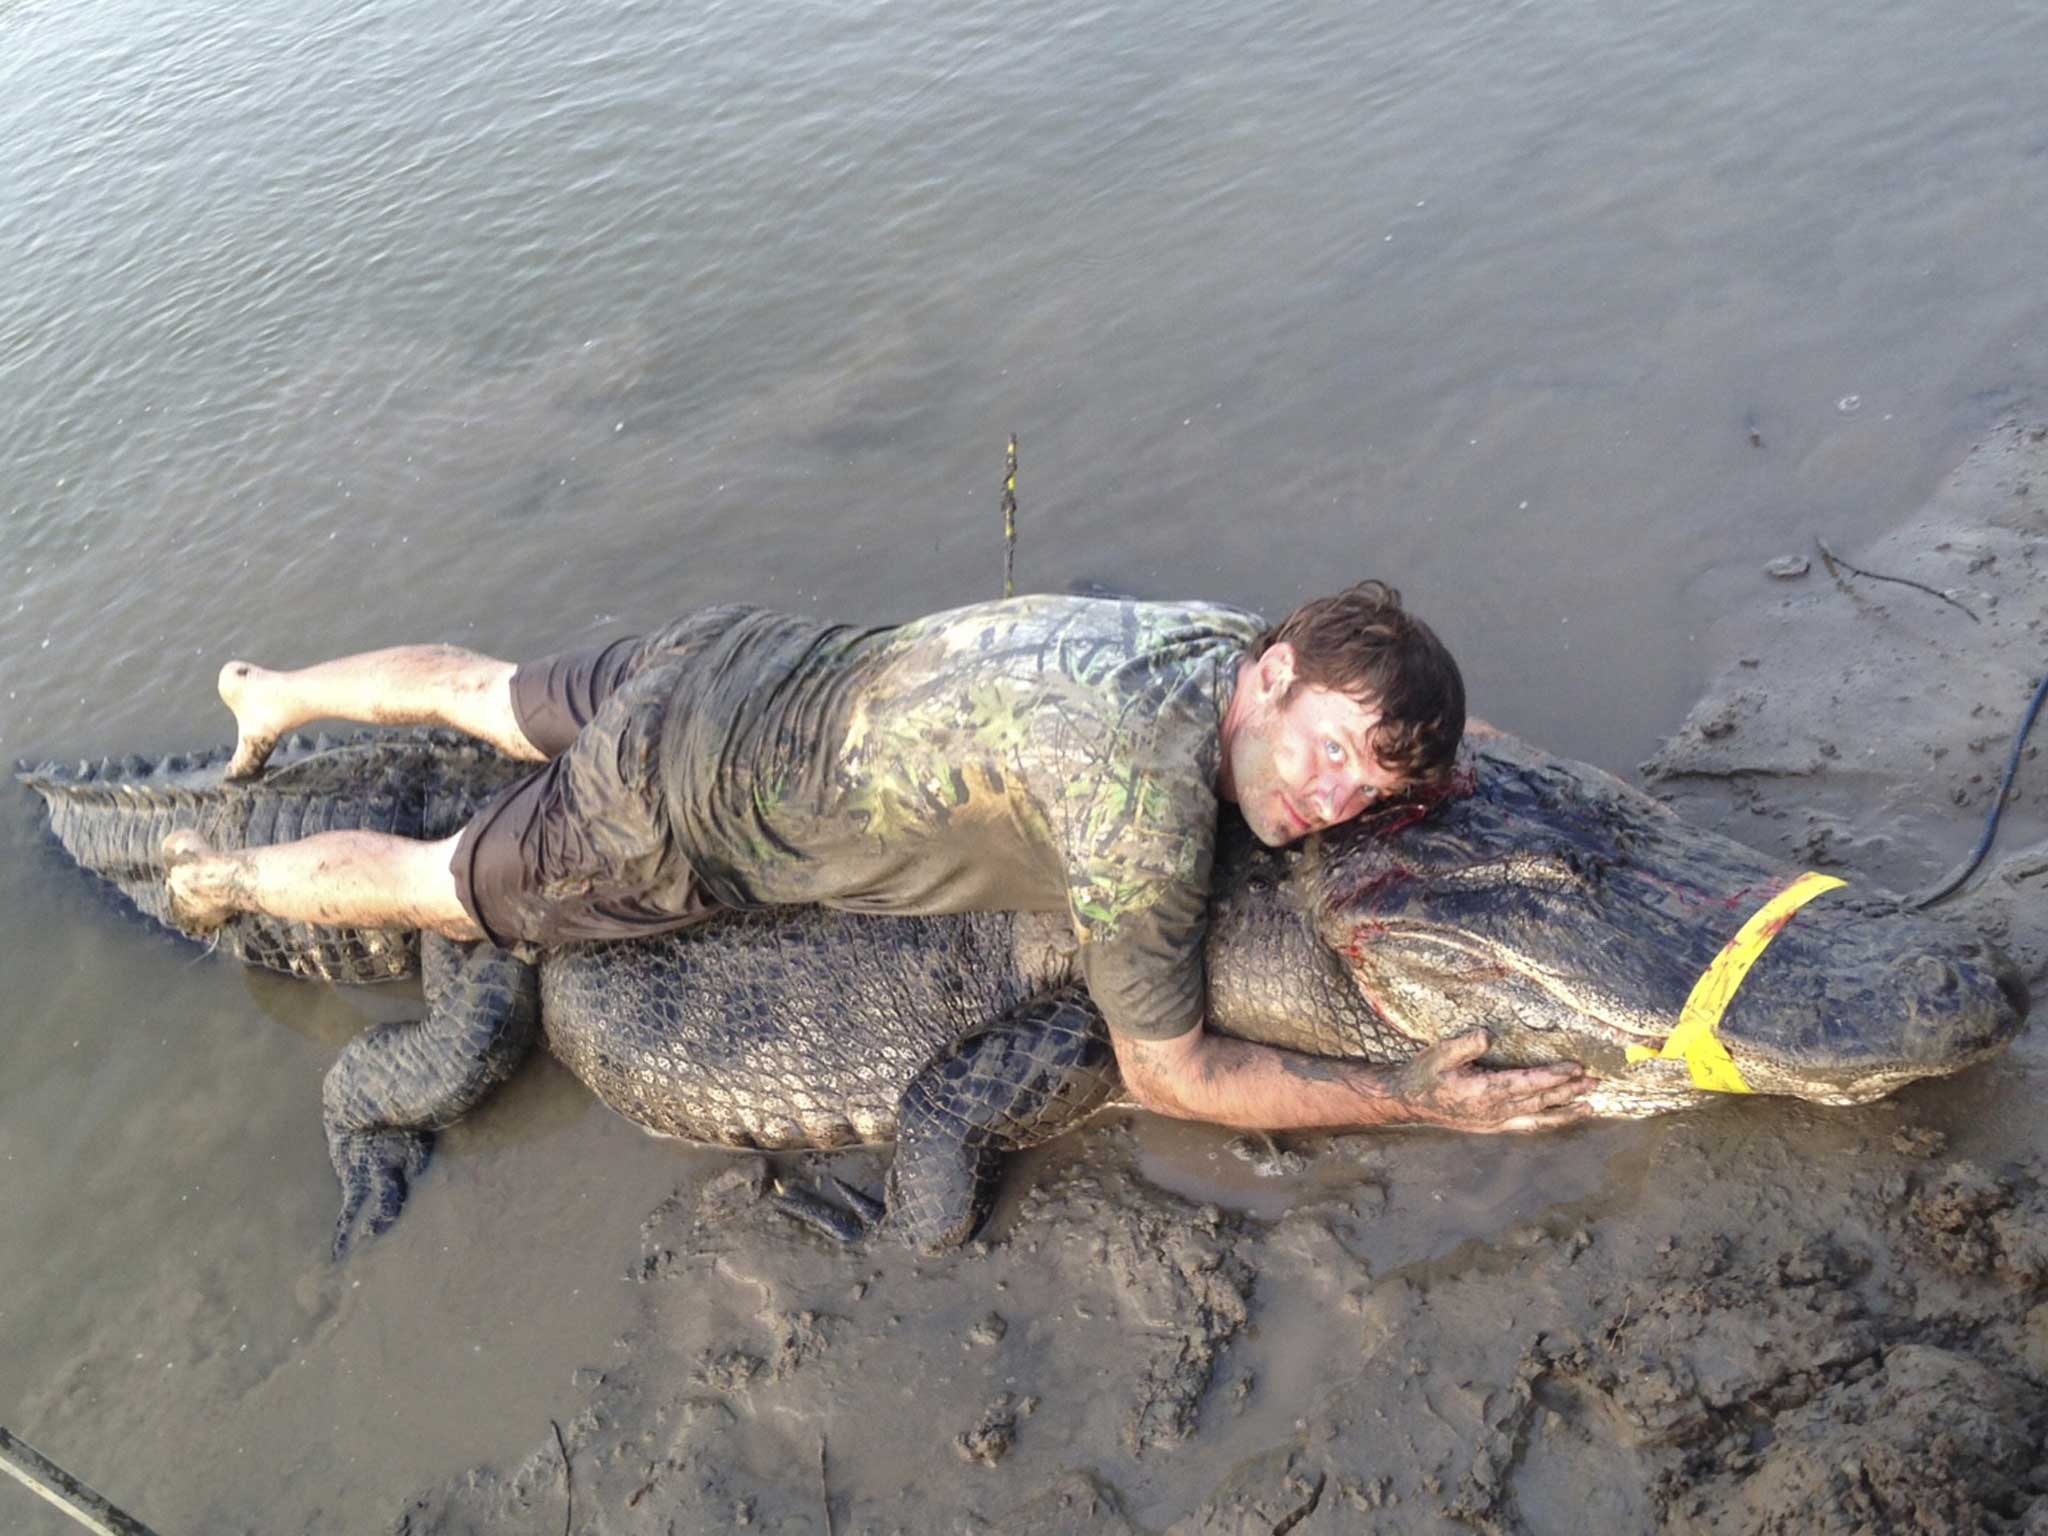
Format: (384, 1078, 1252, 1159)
(655, 595, 1262, 1041)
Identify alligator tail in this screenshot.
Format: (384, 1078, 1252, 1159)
(17, 730, 525, 984)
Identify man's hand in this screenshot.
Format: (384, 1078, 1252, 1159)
(1112, 1026, 1591, 1133)
(1391, 1028, 1589, 1133)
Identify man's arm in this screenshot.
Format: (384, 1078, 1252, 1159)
(1070, 719, 1585, 1134)
(1113, 1025, 1590, 1134)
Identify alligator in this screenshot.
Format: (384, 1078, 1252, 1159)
(19, 730, 2029, 1254)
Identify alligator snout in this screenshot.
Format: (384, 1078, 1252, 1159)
(1948, 937, 2031, 1030)
(1889, 941, 2030, 1064)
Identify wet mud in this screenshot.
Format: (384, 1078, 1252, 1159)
(387, 425, 2047, 1533)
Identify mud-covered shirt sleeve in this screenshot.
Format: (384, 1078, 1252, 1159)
(1065, 773, 1219, 1043)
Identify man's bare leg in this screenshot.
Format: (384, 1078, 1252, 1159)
(163, 829, 483, 940)
(220, 645, 548, 779)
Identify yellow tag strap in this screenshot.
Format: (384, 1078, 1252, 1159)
(1624, 871, 1847, 1093)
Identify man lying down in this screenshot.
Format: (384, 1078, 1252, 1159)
(162, 582, 1590, 1138)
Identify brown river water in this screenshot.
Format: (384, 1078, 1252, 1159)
(3, 0, 2046, 1529)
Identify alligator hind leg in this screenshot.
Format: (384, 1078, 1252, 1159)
(321, 935, 540, 1257)
(882, 988, 1120, 1254)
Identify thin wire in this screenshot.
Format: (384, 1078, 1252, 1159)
(1912, 666, 2048, 908)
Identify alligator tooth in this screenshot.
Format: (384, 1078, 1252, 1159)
(287, 732, 312, 752)
(314, 732, 337, 752)
(78, 759, 95, 779)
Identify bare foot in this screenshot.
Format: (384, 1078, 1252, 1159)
(163, 829, 238, 932)
(219, 661, 289, 779)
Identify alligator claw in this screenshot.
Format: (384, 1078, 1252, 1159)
(328, 1128, 434, 1259)
(767, 1179, 878, 1245)
(827, 1175, 886, 1225)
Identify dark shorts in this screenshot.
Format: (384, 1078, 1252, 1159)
(450, 615, 737, 950)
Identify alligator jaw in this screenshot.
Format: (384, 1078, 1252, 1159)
(1350, 924, 1679, 1072)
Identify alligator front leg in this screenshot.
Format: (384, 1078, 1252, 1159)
(885, 987, 1121, 1254)
(320, 935, 540, 1256)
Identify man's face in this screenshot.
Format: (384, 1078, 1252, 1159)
(1224, 645, 1407, 847)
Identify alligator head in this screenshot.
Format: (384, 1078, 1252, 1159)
(1304, 741, 2030, 1114)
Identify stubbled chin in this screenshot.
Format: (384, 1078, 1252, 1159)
(1258, 814, 1303, 848)
(1238, 805, 1288, 847)
(1273, 800, 1313, 845)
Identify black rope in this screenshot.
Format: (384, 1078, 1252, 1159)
(1911, 666, 2048, 908)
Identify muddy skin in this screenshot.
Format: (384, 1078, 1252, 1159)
(160, 827, 242, 932)
(219, 660, 283, 781)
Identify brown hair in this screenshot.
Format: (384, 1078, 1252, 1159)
(1252, 580, 1465, 790)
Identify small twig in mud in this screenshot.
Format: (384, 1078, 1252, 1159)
(819, 1433, 835, 1536)
(551, 1419, 571, 1536)
(1001, 434, 1019, 600)
(1815, 538, 1980, 624)
(1605, 1292, 1635, 1348)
